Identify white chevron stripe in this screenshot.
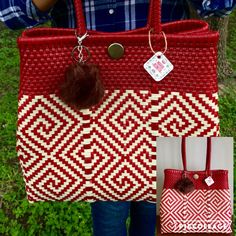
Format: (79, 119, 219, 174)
(17, 90, 156, 202)
(160, 189, 232, 234)
(151, 91, 219, 136)
(92, 92, 153, 149)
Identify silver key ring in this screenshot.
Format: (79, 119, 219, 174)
(71, 31, 90, 63)
(71, 45, 91, 63)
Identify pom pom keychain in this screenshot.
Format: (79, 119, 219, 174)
(59, 31, 104, 110)
(175, 173, 195, 194)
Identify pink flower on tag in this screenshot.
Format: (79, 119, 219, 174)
(153, 61, 164, 72)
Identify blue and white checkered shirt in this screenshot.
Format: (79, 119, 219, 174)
(0, 0, 235, 30)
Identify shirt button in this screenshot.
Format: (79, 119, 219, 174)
(109, 9, 114, 14)
(205, 0, 211, 6)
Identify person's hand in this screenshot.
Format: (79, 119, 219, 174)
(32, 0, 58, 12)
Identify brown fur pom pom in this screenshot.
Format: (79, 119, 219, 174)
(59, 63, 104, 110)
(175, 177, 195, 194)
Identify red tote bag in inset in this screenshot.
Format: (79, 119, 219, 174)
(160, 138, 232, 234)
(17, 0, 219, 203)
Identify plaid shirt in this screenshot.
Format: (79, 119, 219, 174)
(0, 0, 235, 30)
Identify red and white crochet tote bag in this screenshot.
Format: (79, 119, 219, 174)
(160, 138, 232, 234)
(16, 0, 219, 203)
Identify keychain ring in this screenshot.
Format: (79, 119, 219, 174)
(71, 45, 91, 63)
(182, 171, 187, 179)
(148, 29, 168, 55)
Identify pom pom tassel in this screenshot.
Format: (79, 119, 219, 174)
(59, 63, 104, 110)
(175, 177, 195, 194)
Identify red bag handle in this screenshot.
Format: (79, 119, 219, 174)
(73, 0, 161, 35)
(181, 137, 212, 172)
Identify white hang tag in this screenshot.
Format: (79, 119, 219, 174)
(144, 52, 174, 82)
(205, 176, 215, 186)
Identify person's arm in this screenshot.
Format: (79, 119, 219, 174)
(189, 0, 236, 17)
(0, 0, 57, 30)
(32, 0, 58, 12)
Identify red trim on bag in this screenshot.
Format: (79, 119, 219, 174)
(163, 169, 229, 190)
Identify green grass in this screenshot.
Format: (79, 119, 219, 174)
(0, 26, 92, 235)
(227, 10, 236, 73)
(0, 12, 236, 235)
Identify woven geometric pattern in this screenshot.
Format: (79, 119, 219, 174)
(151, 91, 219, 136)
(17, 0, 220, 202)
(16, 89, 156, 202)
(160, 189, 232, 234)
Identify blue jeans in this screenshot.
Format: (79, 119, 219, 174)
(91, 201, 156, 236)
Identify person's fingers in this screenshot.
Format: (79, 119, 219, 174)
(32, 0, 58, 12)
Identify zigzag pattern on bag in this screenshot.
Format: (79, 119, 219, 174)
(151, 91, 219, 136)
(16, 90, 157, 202)
(160, 189, 232, 234)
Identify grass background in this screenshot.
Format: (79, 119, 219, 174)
(0, 11, 236, 235)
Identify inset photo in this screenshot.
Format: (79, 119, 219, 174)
(156, 137, 234, 235)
